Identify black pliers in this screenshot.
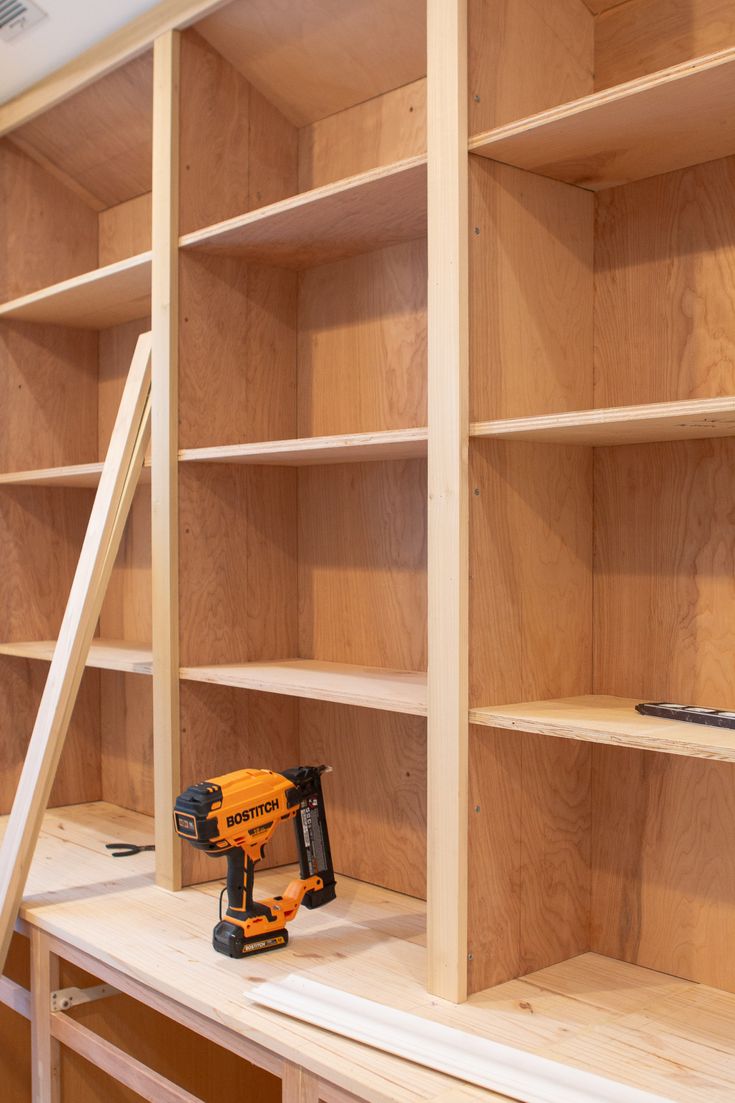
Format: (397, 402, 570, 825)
(105, 842, 156, 858)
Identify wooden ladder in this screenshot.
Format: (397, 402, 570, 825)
(0, 332, 152, 972)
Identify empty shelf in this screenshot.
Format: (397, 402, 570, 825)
(469, 47, 735, 190)
(180, 660, 427, 715)
(470, 695, 735, 762)
(180, 427, 429, 466)
(0, 461, 151, 488)
(0, 639, 153, 675)
(179, 157, 427, 268)
(471, 397, 735, 447)
(0, 252, 152, 328)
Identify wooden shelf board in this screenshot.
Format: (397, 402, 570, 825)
(0, 460, 151, 488)
(0, 639, 152, 675)
(179, 157, 427, 268)
(470, 397, 735, 447)
(469, 47, 735, 190)
(0, 252, 152, 329)
(180, 659, 427, 715)
(470, 694, 735, 762)
(8, 801, 735, 1103)
(180, 427, 429, 466)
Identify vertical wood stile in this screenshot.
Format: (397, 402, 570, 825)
(152, 30, 182, 891)
(30, 924, 60, 1101)
(426, 0, 469, 1001)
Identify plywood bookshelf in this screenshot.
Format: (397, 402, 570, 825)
(4, 0, 735, 1100)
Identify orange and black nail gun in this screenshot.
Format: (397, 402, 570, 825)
(173, 765, 336, 958)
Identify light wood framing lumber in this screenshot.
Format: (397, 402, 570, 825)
(30, 929, 59, 1103)
(426, 0, 469, 1002)
(151, 31, 182, 892)
(0, 332, 152, 973)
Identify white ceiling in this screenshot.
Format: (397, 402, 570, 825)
(0, 0, 161, 104)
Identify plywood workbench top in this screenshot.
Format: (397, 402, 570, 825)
(6, 802, 735, 1103)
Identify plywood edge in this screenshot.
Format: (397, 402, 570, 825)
(0, 252, 152, 328)
(468, 45, 735, 187)
(470, 397, 735, 446)
(179, 428, 429, 466)
(179, 155, 428, 251)
(0, 462, 152, 488)
(470, 45, 735, 150)
(180, 660, 428, 716)
(0, 639, 153, 675)
(470, 695, 735, 761)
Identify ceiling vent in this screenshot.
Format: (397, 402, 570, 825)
(0, 0, 47, 42)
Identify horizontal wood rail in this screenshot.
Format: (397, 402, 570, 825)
(0, 975, 31, 1019)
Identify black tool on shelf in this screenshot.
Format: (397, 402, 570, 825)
(636, 702, 735, 730)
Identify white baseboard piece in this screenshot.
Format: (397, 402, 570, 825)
(249, 975, 674, 1103)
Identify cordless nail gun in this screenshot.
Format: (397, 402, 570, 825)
(173, 765, 336, 958)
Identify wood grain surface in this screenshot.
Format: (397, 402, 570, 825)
(300, 701, 427, 898)
(469, 157, 593, 421)
(10, 54, 153, 209)
(595, 157, 735, 407)
(298, 79, 426, 192)
(299, 461, 427, 672)
(0, 140, 98, 301)
(468, 0, 593, 133)
(298, 241, 427, 436)
(196, 0, 426, 127)
(178, 253, 297, 450)
(469, 440, 593, 709)
(596, 0, 735, 91)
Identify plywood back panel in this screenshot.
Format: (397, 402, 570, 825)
(101, 672, 153, 816)
(298, 460, 427, 671)
(99, 319, 152, 646)
(179, 253, 297, 450)
(179, 464, 298, 668)
(297, 241, 427, 437)
(0, 140, 98, 301)
(0, 322, 98, 473)
(592, 744, 735, 992)
(469, 158, 593, 422)
(468, 726, 591, 993)
(98, 193, 152, 267)
(594, 440, 735, 703)
(0, 660, 100, 813)
(595, 0, 735, 91)
(594, 157, 735, 408)
(468, 0, 593, 134)
(469, 441, 593, 708)
(180, 681, 299, 885)
(300, 701, 427, 898)
(10, 54, 153, 210)
(179, 30, 297, 236)
(195, 0, 426, 127)
(298, 79, 426, 192)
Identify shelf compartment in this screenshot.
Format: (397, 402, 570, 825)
(0, 639, 152, 676)
(179, 158, 427, 268)
(180, 427, 429, 467)
(0, 252, 152, 329)
(469, 47, 735, 191)
(0, 460, 151, 488)
(12, 800, 735, 1103)
(180, 660, 426, 716)
(471, 397, 735, 447)
(470, 694, 735, 763)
